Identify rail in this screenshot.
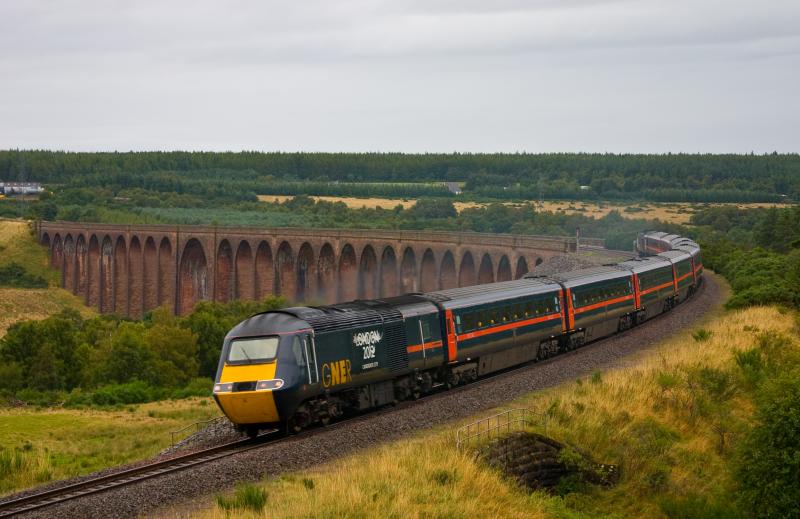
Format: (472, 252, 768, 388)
(455, 408, 546, 450)
(0, 431, 279, 518)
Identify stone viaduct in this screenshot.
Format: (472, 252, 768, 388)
(37, 222, 577, 317)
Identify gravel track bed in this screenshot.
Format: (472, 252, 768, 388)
(12, 275, 722, 519)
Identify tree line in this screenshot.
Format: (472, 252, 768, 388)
(691, 205, 800, 309)
(0, 297, 285, 407)
(2, 150, 798, 202)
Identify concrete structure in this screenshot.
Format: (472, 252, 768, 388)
(37, 222, 577, 317)
(0, 182, 44, 195)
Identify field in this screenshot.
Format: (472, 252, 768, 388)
(0, 397, 220, 495)
(257, 196, 791, 225)
(0, 219, 94, 337)
(176, 285, 798, 518)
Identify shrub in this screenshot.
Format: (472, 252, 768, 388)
(216, 483, 268, 512)
(735, 373, 800, 518)
(14, 389, 63, 407)
(170, 378, 213, 399)
(733, 348, 764, 388)
(0, 262, 48, 288)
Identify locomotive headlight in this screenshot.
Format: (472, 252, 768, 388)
(213, 383, 234, 393)
(256, 379, 284, 391)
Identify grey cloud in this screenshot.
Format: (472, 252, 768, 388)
(0, 0, 797, 152)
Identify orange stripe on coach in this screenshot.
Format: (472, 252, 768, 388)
(573, 294, 634, 315)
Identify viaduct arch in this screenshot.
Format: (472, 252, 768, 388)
(37, 222, 577, 317)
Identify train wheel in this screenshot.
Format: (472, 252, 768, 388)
(284, 417, 302, 435)
(245, 426, 259, 439)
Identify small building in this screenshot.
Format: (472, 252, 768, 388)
(443, 182, 463, 195)
(0, 182, 44, 195)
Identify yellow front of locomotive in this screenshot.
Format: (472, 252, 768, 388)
(212, 311, 315, 429)
(213, 336, 284, 424)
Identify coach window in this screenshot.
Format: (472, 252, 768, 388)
(421, 320, 432, 340)
(292, 336, 306, 368)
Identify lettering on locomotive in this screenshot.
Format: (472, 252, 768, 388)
(353, 329, 381, 366)
(321, 359, 352, 388)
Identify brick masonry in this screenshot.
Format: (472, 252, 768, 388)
(37, 222, 578, 316)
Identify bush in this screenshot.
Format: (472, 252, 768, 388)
(0, 262, 48, 288)
(14, 389, 64, 407)
(735, 373, 800, 518)
(64, 381, 165, 407)
(170, 378, 213, 399)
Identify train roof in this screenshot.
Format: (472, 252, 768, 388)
(658, 249, 692, 262)
(616, 256, 672, 274)
(530, 265, 631, 288)
(675, 244, 701, 257)
(226, 311, 311, 338)
(276, 300, 407, 335)
(428, 278, 560, 309)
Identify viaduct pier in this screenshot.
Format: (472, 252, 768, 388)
(37, 222, 579, 317)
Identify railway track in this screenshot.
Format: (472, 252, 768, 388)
(0, 430, 279, 518)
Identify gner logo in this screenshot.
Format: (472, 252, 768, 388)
(353, 329, 382, 347)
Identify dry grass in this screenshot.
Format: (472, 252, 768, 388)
(176, 279, 800, 519)
(0, 397, 220, 495)
(258, 195, 417, 210)
(256, 196, 791, 225)
(0, 288, 93, 337)
(0, 219, 95, 337)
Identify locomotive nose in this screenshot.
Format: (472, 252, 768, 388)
(214, 359, 282, 425)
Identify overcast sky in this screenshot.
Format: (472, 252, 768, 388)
(1, 0, 798, 153)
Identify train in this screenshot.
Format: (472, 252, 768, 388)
(212, 231, 703, 435)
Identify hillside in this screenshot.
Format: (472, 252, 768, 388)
(183, 296, 799, 518)
(0, 219, 94, 337)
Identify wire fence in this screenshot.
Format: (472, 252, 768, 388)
(169, 416, 223, 446)
(456, 408, 546, 451)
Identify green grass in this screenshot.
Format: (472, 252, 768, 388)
(0, 397, 220, 495)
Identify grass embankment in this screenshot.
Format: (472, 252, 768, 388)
(257, 196, 791, 225)
(0, 397, 219, 495)
(0, 219, 94, 337)
(188, 305, 798, 518)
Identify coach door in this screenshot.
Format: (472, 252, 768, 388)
(302, 333, 319, 385)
